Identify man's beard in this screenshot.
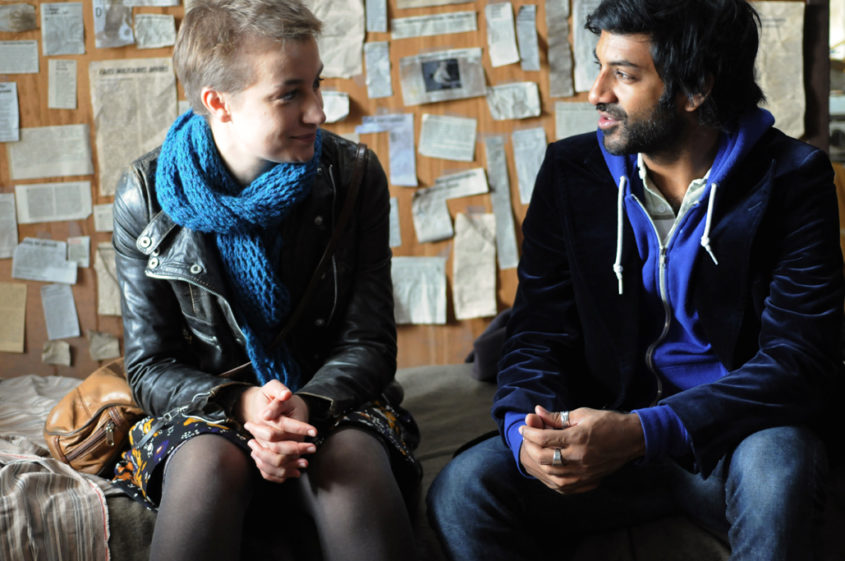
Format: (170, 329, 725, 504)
(598, 97, 685, 157)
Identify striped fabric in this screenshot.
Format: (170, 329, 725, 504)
(0, 375, 110, 561)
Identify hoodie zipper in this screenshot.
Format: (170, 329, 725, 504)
(629, 193, 668, 405)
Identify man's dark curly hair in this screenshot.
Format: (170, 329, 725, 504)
(586, 0, 765, 129)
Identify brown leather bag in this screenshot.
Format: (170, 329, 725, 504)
(43, 358, 144, 476)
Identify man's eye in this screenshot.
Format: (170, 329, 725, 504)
(279, 90, 297, 101)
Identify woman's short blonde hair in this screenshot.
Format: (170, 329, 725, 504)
(174, 0, 322, 116)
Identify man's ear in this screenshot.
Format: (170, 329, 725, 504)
(201, 87, 232, 122)
(684, 76, 714, 112)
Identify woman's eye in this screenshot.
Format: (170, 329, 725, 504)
(313, 77, 324, 90)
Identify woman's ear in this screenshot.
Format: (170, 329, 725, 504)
(201, 87, 232, 122)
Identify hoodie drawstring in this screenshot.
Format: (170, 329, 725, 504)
(700, 183, 719, 265)
(613, 176, 627, 295)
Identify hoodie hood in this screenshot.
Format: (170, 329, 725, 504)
(597, 107, 775, 294)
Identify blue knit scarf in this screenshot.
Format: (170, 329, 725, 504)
(155, 110, 322, 390)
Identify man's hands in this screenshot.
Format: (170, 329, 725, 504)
(236, 380, 318, 483)
(518, 406, 645, 494)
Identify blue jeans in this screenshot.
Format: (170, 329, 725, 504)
(427, 426, 828, 561)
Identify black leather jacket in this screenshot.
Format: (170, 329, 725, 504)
(112, 130, 397, 423)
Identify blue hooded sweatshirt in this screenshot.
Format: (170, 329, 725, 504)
(601, 107, 776, 461)
(503, 108, 777, 470)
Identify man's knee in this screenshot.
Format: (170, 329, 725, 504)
(427, 436, 516, 525)
(728, 426, 827, 507)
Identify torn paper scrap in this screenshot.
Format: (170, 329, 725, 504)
(516, 4, 540, 72)
(7, 124, 93, 180)
(0, 82, 19, 142)
(484, 136, 519, 270)
(573, 0, 601, 92)
(93, 0, 134, 48)
(48, 59, 78, 110)
(323, 91, 350, 123)
(41, 283, 80, 340)
(12, 238, 77, 284)
(555, 101, 597, 140)
(546, 0, 573, 98)
(453, 213, 497, 320)
(399, 48, 486, 106)
(94, 242, 121, 316)
(486, 82, 541, 121)
(14, 181, 92, 224)
(134, 13, 177, 49)
(42, 340, 71, 366)
(67, 236, 90, 268)
(485, 2, 520, 67)
(389, 197, 401, 248)
(357, 113, 417, 186)
(366, 0, 387, 33)
(0, 40, 38, 74)
(0, 4, 36, 32)
(310, 0, 364, 78)
(512, 127, 547, 205)
(88, 330, 120, 360)
(391, 256, 447, 325)
(364, 41, 392, 99)
(0, 282, 26, 353)
(41, 3, 85, 56)
(391, 11, 476, 39)
(418, 114, 477, 162)
(0, 193, 18, 259)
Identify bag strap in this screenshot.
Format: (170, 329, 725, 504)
(221, 142, 369, 378)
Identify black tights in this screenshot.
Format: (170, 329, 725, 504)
(149, 428, 416, 561)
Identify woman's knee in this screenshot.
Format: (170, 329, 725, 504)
(164, 434, 253, 493)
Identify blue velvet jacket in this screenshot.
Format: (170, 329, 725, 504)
(493, 127, 844, 476)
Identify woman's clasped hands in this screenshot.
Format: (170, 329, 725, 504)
(238, 379, 318, 483)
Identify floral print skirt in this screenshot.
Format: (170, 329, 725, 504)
(112, 399, 421, 511)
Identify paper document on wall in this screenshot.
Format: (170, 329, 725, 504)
(93, 203, 114, 232)
(322, 91, 350, 123)
(364, 42, 393, 99)
(7, 125, 93, 180)
(0, 193, 18, 259)
(41, 283, 80, 340)
(545, 0, 573, 97)
(411, 168, 489, 242)
(42, 340, 71, 366)
(389, 197, 402, 248)
(516, 5, 540, 72)
(12, 238, 77, 284)
(41, 3, 85, 56)
(400, 48, 486, 106)
(0, 4, 36, 32)
(93, 0, 133, 48)
(752, 1, 805, 139)
(0, 40, 38, 74)
(512, 127, 547, 204)
(453, 213, 497, 319)
(485, 3, 520, 67)
(15, 181, 92, 224)
(555, 102, 597, 140)
(357, 113, 417, 186)
(90, 58, 176, 196)
(48, 59, 78, 110)
(67, 236, 90, 268)
(573, 0, 601, 92)
(391, 11, 476, 39)
(396, 0, 468, 7)
(0, 282, 26, 353)
(366, 0, 387, 32)
(88, 330, 121, 361)
(418, 114, 477, 162)
(94, 242, 122, 316)
(486, 82, 541, 120)
(310, 0, 364, 78)
(0, 82, 19, 142)
(391, 256, 447, 325)
(484, 136, 519, 269)
(134, 14, 176, 49)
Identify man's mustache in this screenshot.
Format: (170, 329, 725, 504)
(596, 103, 626, 121)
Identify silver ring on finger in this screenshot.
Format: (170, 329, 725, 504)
(560, 410, 570, 427)
(552, 448, 563, 466)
